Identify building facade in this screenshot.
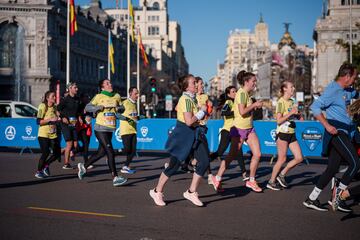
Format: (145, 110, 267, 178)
(313, 0, 360, 93)
(0, 0, 127, 106)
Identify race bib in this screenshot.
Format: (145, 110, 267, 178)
(48, 125, 57, 134)
(69, 117, 77, 127)
(278, 121, 290, 133)
(85, 115, 92, 124)
(104, 112, 116, 127)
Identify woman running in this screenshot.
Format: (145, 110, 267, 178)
(149, 74, 209, 207)
(77, 79, 127, 187)
(35, 91, 61, 178)
(208, 86, 248, 186)
(266, 81, 303, 191)
(211, 70, 263, 192)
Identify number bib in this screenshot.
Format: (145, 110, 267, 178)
(104, 112, 116, 127)
(68, 117, 77, 127)
(48, 125, 57, 134)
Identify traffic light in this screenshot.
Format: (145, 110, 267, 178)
(150, 78, 156, 92)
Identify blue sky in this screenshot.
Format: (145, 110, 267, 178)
(77, 0, 324, 82)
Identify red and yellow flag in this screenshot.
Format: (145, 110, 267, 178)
(70, 0, 78, 36)
(138, 31, 149, 67)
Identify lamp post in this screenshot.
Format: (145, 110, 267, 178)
(98, 65, 104, 81)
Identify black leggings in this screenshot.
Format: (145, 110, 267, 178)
(37, 137, 61, 171)
(316, 131, 360, 190)
(78, 129, 90, 162)
(85, 131, 117, 177)
(121, 133, 137, 167)
(209, 129, 246, 173)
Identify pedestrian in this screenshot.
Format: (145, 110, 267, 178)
(208, 86, 248, 188)
(149, 74, 209, 207)
(77, 79, 127, 187)
(35, 91, 61, 178)
(77, 93, 92, 166)
(303, 63, 360, 211)
(57, 82, 81, 169)
(211, 70, 263, 193)
(266, 80, 303, 191)
(119, 87, 139, 174)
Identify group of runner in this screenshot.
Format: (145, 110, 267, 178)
(34, 63, 360, 212)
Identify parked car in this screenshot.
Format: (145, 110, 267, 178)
(0, 101, 38, 118)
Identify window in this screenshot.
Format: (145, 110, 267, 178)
(28, 44, 31, 68)
(0, 23, 17, 68)
(148, 26, 159, 35)
(137, 16, 140, 21)
(0, 104, 11, 117)
(14, 104, 37, 117)
(153, 2, 160, 10)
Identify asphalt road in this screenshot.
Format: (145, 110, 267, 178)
(0, 151, 359, 240)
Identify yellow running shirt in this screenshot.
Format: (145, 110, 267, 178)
(196, 93, 209, 126)
(37, 103, 58, 139)
(233, 88, 253, 129)
(276, 97, 296, 134)
(177, 94, 197, 123)
(120, 99, 138, 136)
(91, 93, 122, 129)
(222, 99, 234, 131)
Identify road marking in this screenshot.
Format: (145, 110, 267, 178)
(28, 207, 124, 218)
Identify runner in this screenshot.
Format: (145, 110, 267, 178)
(303, 63, 360, 211)
(35, 91, 61, 178)
(266, 81, 303, 191)
(208, 86, 248, 187)
(149, 74, 209, 207)
(119, 87, 139, 174)
(77, 79, 127, 187)
(57, 82, 81, 169)
(211, 70, 263, 193)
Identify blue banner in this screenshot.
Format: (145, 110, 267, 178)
(0, 118, 325, 157)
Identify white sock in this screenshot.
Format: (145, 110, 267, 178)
(249, 177, 255, 182)
(338, 182, 347, 191)
(309, 187, 322, 201)
(215, 175, 222, 181)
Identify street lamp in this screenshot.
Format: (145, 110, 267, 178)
(98, 65, 104, 81)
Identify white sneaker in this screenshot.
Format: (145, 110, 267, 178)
(208, 174, 214, 185)
(149, 189, 166, 206)
(183, 190, 203, 207)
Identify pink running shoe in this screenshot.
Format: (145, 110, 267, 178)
(183, 190, 203, 207)
(211, 175, 224, 192)
(246, 180, 262, 193)
(149, 189, 166, 206)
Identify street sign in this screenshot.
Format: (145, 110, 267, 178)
(165, 94, 173, 111)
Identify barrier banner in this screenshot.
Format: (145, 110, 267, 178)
(0, 118, 324, 157)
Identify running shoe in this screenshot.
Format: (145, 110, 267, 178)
(77, 163, 86, 180)
(208, 174, 214, 185)
(303, 198, 328, 211)
(113, 176, 127, 187)
(331, 186, 343, 211)
(149, 189, 166, 206)
(43, 165, 50, 177)
(87, 165, 94, 170)
(183, 190, 204, 207)
(327, 199, 352, 213)
(120, 166, 136, 174)
(211, 175, 224, 192)
(35, 171, 46, 179)
(266, 181, 281, 191)
(62, 164, 73, 170)
(276, 174, 288, 188)
(246, 180, 262, 193)
(242, 172, 249, 182)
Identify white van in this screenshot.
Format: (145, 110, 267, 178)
(0, 101, 38, 118)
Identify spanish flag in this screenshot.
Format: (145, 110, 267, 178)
(70, 0, 78, 36)
(109, 34, 115, 74)
(128, 0, 135, 42)
(138, 31, 149, 67)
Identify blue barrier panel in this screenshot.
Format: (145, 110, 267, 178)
(0, 118, 325, 157)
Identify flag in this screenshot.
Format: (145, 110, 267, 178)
(128, 0, 135, 42)
(138, 31, 149, 67)
(70, 0, 78, 36)
(109, 34, 115, 74)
